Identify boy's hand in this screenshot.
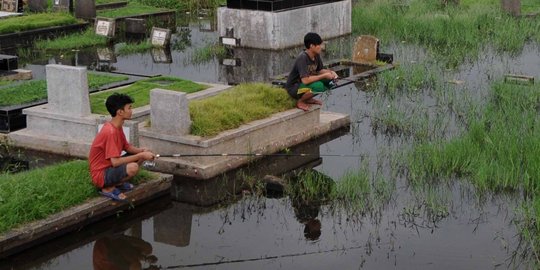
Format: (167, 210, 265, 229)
(324, 72, 336, 80)
(138, 151, 156, 161)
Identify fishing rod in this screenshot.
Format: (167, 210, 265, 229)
(155, 153, 363, 158)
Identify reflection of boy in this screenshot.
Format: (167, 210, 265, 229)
(93, 235, 158, 270)
(285, 32, 338, 111)
(88, 93, 155, 201)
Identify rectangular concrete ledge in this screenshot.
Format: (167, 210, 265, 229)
(140, 108, 350, 179)
(0, 173, 173, 258)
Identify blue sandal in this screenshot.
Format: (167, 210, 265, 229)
(99, 188, 126, 201)
(116, 182, 134, 192)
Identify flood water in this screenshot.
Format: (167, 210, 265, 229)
(1, 13, 540, 269)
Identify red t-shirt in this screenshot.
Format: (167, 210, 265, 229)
(88, 122, 130, 188)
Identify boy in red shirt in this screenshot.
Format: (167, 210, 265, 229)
(89, 93, 155, 201)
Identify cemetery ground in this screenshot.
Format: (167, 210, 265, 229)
(2, 0, 540, 268)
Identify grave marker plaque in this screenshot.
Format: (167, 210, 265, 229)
(95, 18, 115, 37)
(353, 35, 379, 64)
(1, 0, 22, 12)
(150, 27, 172, 47)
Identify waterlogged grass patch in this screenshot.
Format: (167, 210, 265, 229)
(189, 83, 296, 137)
(0, 160, 153, 234)
(0, 73, 129, 107)
(97, 2, 170, 18)
(189, 43, 227, 64)
(35, 29, 108, 50)
(0, 13, 80, 35)
(90, 76, 207, 115)
(352, 0, 540, 67)
(116, 41, 154, 56)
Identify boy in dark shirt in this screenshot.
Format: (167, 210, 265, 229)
(285, 32, 338, 111)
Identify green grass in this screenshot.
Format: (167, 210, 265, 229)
(352, 0, 540, 67)
(116, 41, 154, 56)
(0, 73, 129, 107)
(189, 43, 227, 64)
(35, 28, 108, 50)
(90, 76, 207, 115)
(522, 0, 540, 14)
(189, 83, 296, 137)
(97, 2, 170, 18)
(134, 0, 225, 11)
(0, 13, 80, 35)
(0, 80, 13, 87)
(405, 81, 540, 251)
(0, 160, 153, 234)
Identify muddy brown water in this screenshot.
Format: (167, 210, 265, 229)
(1, 17, 539, 269)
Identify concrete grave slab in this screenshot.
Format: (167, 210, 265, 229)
(217, 0, 351, 50)
(28, 0, 47, 12)
(52, 0, 72, 12)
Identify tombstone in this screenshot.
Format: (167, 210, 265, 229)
(125, 18, 147, 34)
(1, 0, 23, 12)
(150, 89, 191, 136)
(353, 35, 379, 65)
(95, 18, 115, 38)
(52, 0, 73, 12)
(153, 202, 193, 247)
(45, 65, 91, 117)
(150, 27, 172, 47)
(28, 0, 47, 12)
(75, 0, 96, 20)
(0, 54, 18, 71)
(501, 0, 520, 16)
(96, 47, 116, 63)
(151, 47, 172, 64)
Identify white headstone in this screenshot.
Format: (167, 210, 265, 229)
(150, 27, 171, 47)
(46, 65, 91, 117)
(1, 0, 18, 12)
(95, 19, 115, 37)
(150, 89, 191, 135)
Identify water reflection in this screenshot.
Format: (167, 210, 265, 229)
(93, 234, 158, 270)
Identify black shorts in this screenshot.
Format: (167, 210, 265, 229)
(103, 164, 128, 188)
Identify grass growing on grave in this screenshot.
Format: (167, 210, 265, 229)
(97, 2, 171, 18)
(96, 0, 124, 4)
(0, 73, 129, 107)
(134, 0, 225, 12)
(0, 13, 80, 35)
(0, 160, 153, 234)
(35, 29, 108, 50)
(352, 0, 540, 67)
(0, 80, 12, 87)
(189, 83, 296, 137)
(405, 81, 540, 253)
(116, 41, 154, 56)
(90, 76, 207, 115)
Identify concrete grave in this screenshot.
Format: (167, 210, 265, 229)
(139, 89, 350, 179)
(95, 18, 115, 37)
(75, 0, 96, 20)
(28, 0, 47, 12)
(150, 89, 191, 136)
(52, 0, 72, 12)
(353, 35, 379, 65)
(46, 65, 91, 117)
(150, 27, 172, 47)
(8, 65, 138, 157)
(217, 0, 351, 50)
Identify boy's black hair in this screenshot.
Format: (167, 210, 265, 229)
(105, 93, 134, 117)
(304, 32, 323, 49)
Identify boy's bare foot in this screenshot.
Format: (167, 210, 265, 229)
(306, 98, 322, 105)
(296, 102, 310, 111)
